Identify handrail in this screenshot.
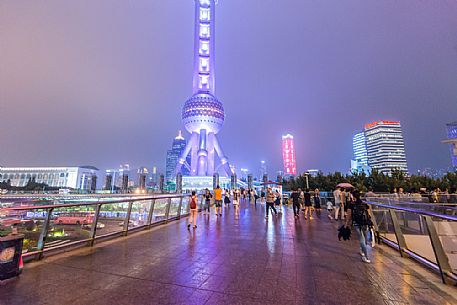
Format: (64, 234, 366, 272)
(4, 194, 190, 211)
(0, 193, 195, 261)
(366, 200, 457, 285)
(367, 201, 457, 222)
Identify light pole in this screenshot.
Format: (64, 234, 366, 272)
(304, 172, 310, 189)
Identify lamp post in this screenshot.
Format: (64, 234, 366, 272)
(304, 172, 310, 189)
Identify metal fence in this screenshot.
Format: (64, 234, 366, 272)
(368, 201, 457, 285)
(1, 194, 197, 261)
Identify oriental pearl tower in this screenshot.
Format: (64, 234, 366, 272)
(176, 0, 233, 177)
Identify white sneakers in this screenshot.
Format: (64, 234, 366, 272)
(362, 256, 371, 263)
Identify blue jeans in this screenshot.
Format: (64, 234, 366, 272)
(355, 226, 368, 257)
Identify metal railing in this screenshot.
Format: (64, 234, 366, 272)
(0, 194, 198, 261)
(368, 200, 457, 285)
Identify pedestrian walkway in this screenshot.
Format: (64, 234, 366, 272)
(1, 201, 456, 305)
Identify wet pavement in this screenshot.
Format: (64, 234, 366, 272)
(0, 201, 456, 305)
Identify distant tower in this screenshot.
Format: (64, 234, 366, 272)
(443, 121, 457, 170)
(176, 0, 233, 177)
(282, 134, 297, 175)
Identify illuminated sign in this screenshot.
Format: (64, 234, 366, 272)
(282, 134, 297, 175)
(364, 121, 400, 130)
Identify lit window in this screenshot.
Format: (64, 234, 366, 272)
(200, 57, 209, 72)
(200, 8, 210, 21)
(200, 24, 210, 38)
(200, 41, 209, 55)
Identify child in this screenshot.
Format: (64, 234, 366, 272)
(326, 201, 334, 220)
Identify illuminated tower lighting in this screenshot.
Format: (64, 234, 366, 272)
(176, 0, 233, 176)
(282, 134, 297, 175)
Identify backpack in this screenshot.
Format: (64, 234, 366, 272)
(190, 196, 197, 209)
(352, 202, 372, 227)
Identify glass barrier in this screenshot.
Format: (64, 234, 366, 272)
(434, 219, 457, 273)
(168, 198, 182, 219)
(371, 205, 398, 244)
(181, 197, 190, 216)
(152, 199, 169, 223)
(96, 201, 130, 236)
(129, 200, 152, 229)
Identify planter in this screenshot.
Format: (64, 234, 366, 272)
(0, 234, 24, 280)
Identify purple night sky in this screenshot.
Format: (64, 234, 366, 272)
(1, 0, 457, 176)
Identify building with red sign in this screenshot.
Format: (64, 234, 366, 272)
(282, 134, 297, 175)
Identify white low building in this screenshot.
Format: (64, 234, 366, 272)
(0, 166, 98, 190)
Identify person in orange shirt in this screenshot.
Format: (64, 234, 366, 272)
(214, 185, 223, 216)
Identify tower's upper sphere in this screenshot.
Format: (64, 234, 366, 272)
(182, 93, 225, 134)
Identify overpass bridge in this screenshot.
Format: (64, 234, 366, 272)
(0, 196, 456, 304)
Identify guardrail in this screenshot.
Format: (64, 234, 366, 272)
(368, 201, 457, 285)
(0, 194, 197, 261)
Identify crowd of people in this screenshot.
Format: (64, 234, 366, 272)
(188, 185, 379, 264)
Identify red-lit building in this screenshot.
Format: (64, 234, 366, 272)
(282, 134, 297, 175)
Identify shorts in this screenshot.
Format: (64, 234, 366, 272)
(215, 200, 222, 207)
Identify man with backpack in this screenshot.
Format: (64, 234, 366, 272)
(345, 190, 373, 263)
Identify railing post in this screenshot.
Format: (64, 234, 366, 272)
(389, 209, 408, 257)
(147, 199, 156, 228)
(88, 204, 102, 247)
(367, 206, 380, 244)
(36, 207, 54, 260)
(165, 198, 172, 222)
(123, 201, 133, 236)
(423, 216, 455, 285)
(177, 197, 183, 219)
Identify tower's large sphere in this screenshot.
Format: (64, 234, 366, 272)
(182, 93, 225, 134)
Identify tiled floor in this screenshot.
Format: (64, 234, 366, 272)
(0, 201, 456, 305)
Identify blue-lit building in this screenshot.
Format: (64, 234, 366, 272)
(352, 121, 408, 175)
(165, 131, 190, 183)
(351, 132, 370, 173)
(444, 121, 457, 170)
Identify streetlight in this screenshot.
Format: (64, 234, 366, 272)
(304, 172, 310, 189)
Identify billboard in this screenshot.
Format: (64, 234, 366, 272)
(282, 134, 297, 175)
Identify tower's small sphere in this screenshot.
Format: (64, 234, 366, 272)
(182, 93, 225, 134)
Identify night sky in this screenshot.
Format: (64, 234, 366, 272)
(1, 0, 457, 176)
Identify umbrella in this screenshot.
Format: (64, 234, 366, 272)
(336, 183, 354, 189)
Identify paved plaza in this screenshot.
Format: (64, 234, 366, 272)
(0, 201, 456, 305)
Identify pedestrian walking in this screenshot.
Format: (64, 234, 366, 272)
(334, 187, 343, 220)
(275, 190, 282, 214)
(313, 188, 321, 210)
(233, 189, 240, 213)
(261, 189, 266, 204)
(345, 190, 373, 263)
(214, 185, 223, 216)
(265, 187, 278, 219)
(203, 188, 212, 215)
(303, 189, 312, 220)
(290, 188, 301, 219)
(188, 191, 198, 229)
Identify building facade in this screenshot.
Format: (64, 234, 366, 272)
(363, 121, 408, 175)
(282, 134, 297, 175)
(165, 131, 190, 183)
(444, 121, 457, 169)
(351, 132, 371, 173)
(0, 166, 98, 190)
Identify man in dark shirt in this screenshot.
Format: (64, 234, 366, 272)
(290, 189, 301, 218)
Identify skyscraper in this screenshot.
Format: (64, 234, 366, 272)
(351, 132, 370, 173)
(443, 121, 457, 169)
(166, 131, 189, 183)
(282, 134, 297, 175)
(363, 121, 408, 175)
(175, 0, 233, 177)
